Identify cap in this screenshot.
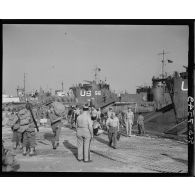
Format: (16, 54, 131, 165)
(83, 104, 89, 111)
(111, 112, 115, 118)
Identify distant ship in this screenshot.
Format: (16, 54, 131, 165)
(69, 67, 117, 109)
(69, 67, 155, 113)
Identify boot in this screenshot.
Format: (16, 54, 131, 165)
(53, 141, 59, 149)
(56, 141, 59, 148)
(12, 142, 17, 150)
(18, 142, 23, 150)
(22, 147, 27, 156)
(29, 147, 35, 156)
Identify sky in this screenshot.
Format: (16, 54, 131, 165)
(3, 24, 188, 96)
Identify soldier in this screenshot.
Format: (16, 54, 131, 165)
(74, 106, 81, 124)
(76, 105, 93, 162)
(96, 108, 101, 120)
(71, 106, 76, 128)
(106, 112, 120, 149)
(47, 101, 63, 149)
(67, 106, 74, 124)
(107, 107, 113, 119)
(2, 140, 20, 172)
(137, 112, 145, 135)
(9, 108, 22, 150)
(18, 104, 36, 156)
(91, 106, 97, 121)
(125, 107, 134, 137)
(93, 118, 104, 136)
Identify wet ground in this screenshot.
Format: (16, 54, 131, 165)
(2, 122, 188, 173)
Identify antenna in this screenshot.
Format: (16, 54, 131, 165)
(93, 65, 101, 83)
(24, 73, 26, 96)
(158, 49, 169, 79)
(62, 81, 64, 91)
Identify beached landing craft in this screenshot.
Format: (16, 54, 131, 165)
(150, 66, 188, 137)
(69, 67, 155, 113)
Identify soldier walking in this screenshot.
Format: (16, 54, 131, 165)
(9, 108, 22, 150)
(106, 112, 120, 149)
(137, 112, 145, 135)
(47, 101, 63, 150)
(76, 105, 93, 162)
(125, 107, 134, 137)
(18, 104, 36, 156)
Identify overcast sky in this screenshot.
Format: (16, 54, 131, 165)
(3, 24, 188, 96)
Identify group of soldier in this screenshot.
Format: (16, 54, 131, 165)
(3, 101, 145, 168)
(66, 104, 145, 162)
(7, 102, 38, 156)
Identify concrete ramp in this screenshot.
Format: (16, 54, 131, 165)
(144, 104, 173, 123)
(164, 120, 187, 135)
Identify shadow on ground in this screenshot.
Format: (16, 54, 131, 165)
(43, 133, 55, 146)
(94, 136, 109, 146)
(63, 140, 77, 159)
(161, 153, 188, 165)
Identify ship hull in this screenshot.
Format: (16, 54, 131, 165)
(173, 77, 188, 120)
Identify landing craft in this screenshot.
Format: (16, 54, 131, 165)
(69, 67, 155, 113)
(152, 67, 188, 122)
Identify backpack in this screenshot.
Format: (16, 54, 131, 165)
(18, 109, 31, 126)
(51, 102, 65, 117)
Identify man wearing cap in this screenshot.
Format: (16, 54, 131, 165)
(76, 105, 93, 162)
(47, 101, 63, 149)
(18, 104, 36, 156)
(91, 106, 97, 121)
(9, 108, 22, 150)
(125, 107, 134, 137)
(106, 112, 120, 149)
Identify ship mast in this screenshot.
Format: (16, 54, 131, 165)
(93, 66, 101, 83)
(61, 81, 64, 91)
(24, 72, 26, 96)
(158, 49, 168, 79)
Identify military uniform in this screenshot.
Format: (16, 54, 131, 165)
(76, 107, 93, 162)
(48, 111, 63, 149)
(18, 108, 36, 156)
(137, 114, 145, 135)
(91, 107, 97, 121)
(2, 140, 20, 172)
(106, 114, 119, 149)
(9, 112, 22, 149)
(74, 107, 80, 124)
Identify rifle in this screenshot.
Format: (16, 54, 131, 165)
(26, 102, 39, 132)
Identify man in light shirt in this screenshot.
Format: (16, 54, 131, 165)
(76, 105, 93, 162)
(107, 107, 113, 119)
(106, 112, 119, 149)
(125, 107, 134, 137)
